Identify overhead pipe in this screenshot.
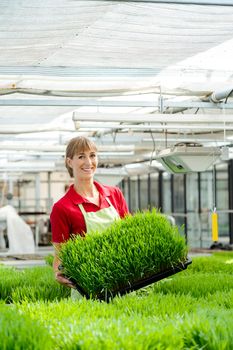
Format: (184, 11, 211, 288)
(0, 143, 150, 152)
(0, 124, 75, 134)
(115, 0, 233, 6)
(209, 88, 233, 103)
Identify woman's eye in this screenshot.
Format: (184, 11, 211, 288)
(90, 154, 96, 158)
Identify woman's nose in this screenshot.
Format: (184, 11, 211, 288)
(84, 156, 92, 165)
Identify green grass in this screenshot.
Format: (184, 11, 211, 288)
(185, 253, 233, 274)
(59, 209, 188, 298)
(0, 265, 70, 303)
(14, 296, 233, 350)
(0, 252, 232, 349)
(0, 304, 53, 350)
(151, 273, 233, 298)
(44, 253, 54, 267)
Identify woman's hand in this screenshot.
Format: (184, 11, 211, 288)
(53, 244, 75, 288)
(55, 270, 76, 289)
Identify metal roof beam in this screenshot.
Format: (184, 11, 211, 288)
(1, 98, 233, 109)
(73, 112, 233, 123)
(78, 124, 233, 131)
(98, 0, 233, 6)
(0, 66, 161, 77)
(0, 99, 157, 107)
(162, 101, 233, 110)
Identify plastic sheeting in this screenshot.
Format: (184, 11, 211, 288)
(0, 1, 233, 173)
(0, 205, 35, 254)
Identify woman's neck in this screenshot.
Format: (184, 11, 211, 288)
(74, 181, 99, 206)
(74, 180, 96, 198)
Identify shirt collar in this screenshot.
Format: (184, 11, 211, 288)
(67, 181, 111, 205)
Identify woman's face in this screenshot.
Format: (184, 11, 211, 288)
(67, 149, 98, 180)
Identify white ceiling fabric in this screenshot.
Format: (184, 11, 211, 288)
(1, 1, 232, 68)
(0, 0, 233, 175)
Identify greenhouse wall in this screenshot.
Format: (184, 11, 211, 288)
(120, 161, 232, 249)
(1, 160, 232, 249)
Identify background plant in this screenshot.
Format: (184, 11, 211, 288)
(0, 265, 70, 303)
(0, 304, 53, 350)
(0, 252, 232, 349)
(44, 253, 54, 267)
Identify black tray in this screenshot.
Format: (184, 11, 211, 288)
(71, 257, 192, 302)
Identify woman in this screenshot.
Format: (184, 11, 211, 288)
(50, 136, 129, 291)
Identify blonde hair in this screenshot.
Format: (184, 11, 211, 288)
(65, 136, 97, 177)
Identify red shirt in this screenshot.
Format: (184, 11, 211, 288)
(50, 181, 129, 243)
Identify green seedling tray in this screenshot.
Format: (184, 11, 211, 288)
(70, 257, 192, 302)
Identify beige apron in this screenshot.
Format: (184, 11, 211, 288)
(71, 197, 120, 300)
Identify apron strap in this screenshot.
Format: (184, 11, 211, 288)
(78, 203, 86, 217)
(105, 197, 112, 206)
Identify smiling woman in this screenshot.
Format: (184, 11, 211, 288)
(50, 136, 129, 295)
(65, 137, 99, 203)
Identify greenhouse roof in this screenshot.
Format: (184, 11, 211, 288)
(0, 0, 233, 176)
